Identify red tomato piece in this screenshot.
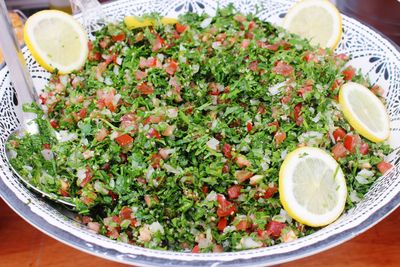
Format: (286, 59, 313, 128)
(147, 128, 161, 139)
(344, 134, 361, 153)
(342, 66, 356, 81)
(135, 70, 147, 80)
(370, 85, 384, 96)
(241, 39, 251, 49)
(201, 185, 209, 195)
(298, 84, 313, 97)
(227, 185, 243, 199)
(359, 142, 369, 155)
(333, 128, 346, 142)
(216, 195, 237, 217)
(217, 217, 227, 231)
(165, 60, 178, 75)
(137, 82, 154, 95)
(248, 60, 258, 71)
(262, 186, 278, 199)
(267, 121, 279, 134)
(293, 103, 303, 126)
(80, 167, 93, 187)
(377, 161, 393, 174)
(50, 119, 59, 129)
(112, 32, 126, 42)
(303, 52, 319, 63)
(115, 134, 133, 146)
(266, 221, 286, 238)
(246, 121, 253, 133)
(332, 142, 348, 160)
(192, 245, 200, 253)
(336, 53, 349, 61)
(175, 23, 187, 33)
(222, 144, 232, 158)
(152, 34, 164, 52)
(236, 220, 249, 231)
(274, 131, 286, 146)
(331, 79, 342, 90)
(150, 153, 162, 168)
(272, 61, 294, 76)
(119, 207, 133, 220)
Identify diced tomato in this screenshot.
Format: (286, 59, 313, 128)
(274, 131, 286, 146)
(108, 190, 118, 201)
(235, 155, 252, 168)
(342, 66, 356, 81)
(216, 195, 237, 217)
(152, 34, 164, 52)
(80, 167, 93, 187)
(241, 39, 251, 49)
(119, 207, 133, 220)
(88, 51, 102, 61)
(248, 20, 257, 30)
(43, 143, 51, 149)
(135, 70, 147, 80)
(257, 104, 266, 114)
(303, 52, 319, 63)
(272, 61, 294, 76)
(165, 60, 178, 75)
(139, 57, 157, 69)
(297, 84, 313, 97)
(60, 189, 70, 197)
(248, 60, 258, 71)
(192, 245, 200, 253)
(370, 85, 384, 96)
(115, 134, 133, 146)
(359, 142, 369, 155)
(344, 134, 361, 153)
(332, 142, 348, 160)
(175, 23, 187, 33)
(233, 14, 246, 23)
(227, 185, 243, 199)
(235, 170, 253, 183)
(265, 40, 291, 51)
(222, 164, 230, 174)
(202, 185, 209, 195)
(150, 153, 162, 168)
(49, 119, 59, 129)
(377, 161, 393, 174)
(293, 103, 303, 126)
(331, 79, 342, 90)
(222, 143, 232, 159)
(147, 128, 161, 139)
(119, 152, 128, 163)
(217, 217, 227, 231)
(267, 121, 279, 134)
(262, 185, 278, 199)
(333, 128, 346, 142)
(137, 82, 154, 95)
(336, 53, 349, 61)
(246, 121, 253, 133)
(112, 32, 126, 42)
(99, 36, 111, 49)
(266, 221, 286, 238)
(236, 220, 250, 231)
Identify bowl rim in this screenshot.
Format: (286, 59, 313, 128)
(0, 1, 399, 266)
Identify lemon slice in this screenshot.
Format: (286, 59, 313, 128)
(279, 147, 347, 227)
(339, 82, 390, 142)
(282, 0, 342, 49)
(124, 16, 178, 29)
(24, 10, 88, 74)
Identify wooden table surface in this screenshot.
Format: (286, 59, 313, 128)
(0, 199, 398, 267)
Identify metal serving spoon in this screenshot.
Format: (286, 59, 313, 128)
(0, 0, 77, 206)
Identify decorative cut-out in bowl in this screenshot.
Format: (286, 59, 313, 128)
(0, 0, 399, 266)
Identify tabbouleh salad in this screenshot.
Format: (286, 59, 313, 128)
(7, 6, 393, 252)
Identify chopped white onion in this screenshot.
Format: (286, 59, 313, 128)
(268, 81, 286, 95)
(166, 108, 178, 118)
(350, 190, 362, 203)
(239, 237, 263, 249)
(206, 137, 220, 150)
(200, 17, 212, 28)
(56, 130, 78, 142)
(205, 191, 217, 202)
(279, 208, 293, 223)
(41, 149, 54, 161)
(149, 222, 164, 234)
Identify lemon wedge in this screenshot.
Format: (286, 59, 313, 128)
(24, 10, 88, 74)
(124, 16, 178, 29)
(339, 82, 390, 142)
(279, 147, 347, 227)
(282, 0, 342, 49)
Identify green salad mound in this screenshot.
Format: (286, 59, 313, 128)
(7, 6, 392, 252)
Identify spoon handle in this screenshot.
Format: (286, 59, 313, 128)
(0, 0, 38, 124)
